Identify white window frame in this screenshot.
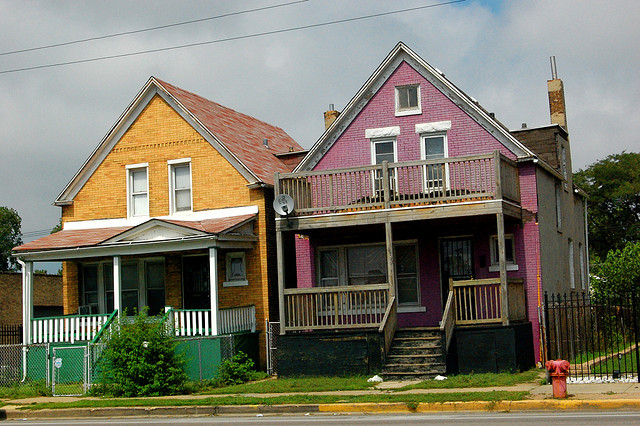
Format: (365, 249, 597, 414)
(126, 163, 149, 218)
(168, 158, 193, 214)
(395, 84, 421, 116)
(370, 138, 398, 194)
(223, 252, 248, 287)
(489, 234, 519, 272)
(419, 132, 449, 191)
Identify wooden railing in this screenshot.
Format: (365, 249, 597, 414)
(379, 297, 397, 359)
(450, 277, 526, 325)
(276, 151, 519, 216)
(31, 313, 112, 344)
(170, 305, 257, 337)
(440, 290, 456, 351)
(283, 284, 389, 331)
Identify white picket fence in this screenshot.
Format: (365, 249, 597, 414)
(30, 314, 110, 344)
(171, 305, 256, 337)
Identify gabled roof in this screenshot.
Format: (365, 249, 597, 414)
(295, 42, 537, 172)
(13, 214, 256, 253)
(56, 77, 303, 205)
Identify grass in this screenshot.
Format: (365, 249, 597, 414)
(195, 375, 373, 394)
(591, 351, 638, 375)
(0, 380, 51, 399)
(18, 390, 530, 410)
(397, 369, 542, 391)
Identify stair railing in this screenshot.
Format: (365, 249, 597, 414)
(440, 284, 456, 352)
(378, 296, 397, 361)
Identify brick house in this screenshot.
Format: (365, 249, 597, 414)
(13, 77, 304, 368)
(273, 43, 587, 376)
(0, 272, 63, 325)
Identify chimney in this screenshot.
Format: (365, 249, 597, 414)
(547, 56, 568, 130)
(324, 104, 340, 130)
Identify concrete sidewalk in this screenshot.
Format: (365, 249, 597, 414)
(1, 381, 640, 420)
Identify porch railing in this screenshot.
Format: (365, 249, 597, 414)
(283, 283, 389, 331)
(276, 151, 519, 216)
(30, 313, 112, 344)
(170, 305, 257, 337)
(450, 277, 526, 325)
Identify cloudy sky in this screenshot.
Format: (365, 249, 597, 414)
(1, 0, 639, 254)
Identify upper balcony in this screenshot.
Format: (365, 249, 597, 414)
(275, 151, 521, 231)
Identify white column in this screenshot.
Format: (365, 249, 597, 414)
(21, 260, 33, 344)
(209, 247, 219, 335)
(113, 256, 122, 315)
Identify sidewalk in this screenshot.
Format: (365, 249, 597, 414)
(2, 381, 640, 420)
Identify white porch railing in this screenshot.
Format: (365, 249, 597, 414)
(170, 305, 257, 337)
(30, 313, 111, 344)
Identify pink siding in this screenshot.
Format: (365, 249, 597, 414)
(315, 61, 516, 172)
(295, 235, 314, 289)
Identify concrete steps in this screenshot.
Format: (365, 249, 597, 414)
(381, 328, 446, 381)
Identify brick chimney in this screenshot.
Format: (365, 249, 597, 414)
(548, 56, 568, 130)
(324, 104, 339, 130)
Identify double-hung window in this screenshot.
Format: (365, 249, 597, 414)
(489, 234, 518, 271)
(169, 159, 192, 213)
(127, 164, 149, 217)
(395, 84, 421, 116)
(420, 133, 447, 191)
(371, 139, 396, 195)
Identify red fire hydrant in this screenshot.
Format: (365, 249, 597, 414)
(545, 359, 570, 398)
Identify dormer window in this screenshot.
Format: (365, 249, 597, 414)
(395, 84, 421, 116)
(127, 163, 149, 217)
(168, 159, 192, 213)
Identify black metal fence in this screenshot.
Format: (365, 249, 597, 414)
(544, 292, 640, 382)
(0, 324, 22, 345)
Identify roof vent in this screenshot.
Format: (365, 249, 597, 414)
(521, 123, 527, 129)
(489, 112, 495, 119)
(263, 138, 269, 149)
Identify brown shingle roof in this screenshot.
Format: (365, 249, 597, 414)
(14, 214, 256, 253)
(156, 78, 303, 185)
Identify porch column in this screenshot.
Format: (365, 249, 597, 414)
(113, 256, 122, 315)
(496, 213, 510, 326)
(21, 260, 33, 344)
(385, 222, 396, 299)
(209, 247, 219, 335)
(276, 230, 286, 335)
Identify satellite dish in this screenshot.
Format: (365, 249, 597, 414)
(273, 194, 295, 216)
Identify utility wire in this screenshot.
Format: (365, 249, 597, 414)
(0, 0, 466, 75)
(0, 0, 309, 57)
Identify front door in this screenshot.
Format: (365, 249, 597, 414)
(440, 238, 474, 307)
(182, 255, 210, 309)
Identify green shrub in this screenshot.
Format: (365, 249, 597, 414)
(92, 309, 187, 397)
(217, 351, 259, 386)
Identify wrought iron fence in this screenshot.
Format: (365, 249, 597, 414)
(0, 324, 22, 345)
(544, 292, 640, 382)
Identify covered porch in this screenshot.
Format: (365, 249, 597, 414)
(13, 214, 260, 345)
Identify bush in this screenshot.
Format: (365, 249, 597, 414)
(92, 309, 187, 397)
(217, 351, 259, 386)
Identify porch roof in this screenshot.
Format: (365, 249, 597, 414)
(13, 214, 257, 260)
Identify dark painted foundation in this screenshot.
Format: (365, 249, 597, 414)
(447, 322, 534, 374)
(277, 330, 384, 376)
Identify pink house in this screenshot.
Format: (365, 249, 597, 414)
(273, 43, 587, 377)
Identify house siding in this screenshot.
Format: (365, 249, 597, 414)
(314, 61, 516, 172)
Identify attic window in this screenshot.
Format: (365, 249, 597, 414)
(395, 84, 421, 116)
(168, 159, 192, 214)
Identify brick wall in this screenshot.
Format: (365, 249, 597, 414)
(0, 272, 63, 325)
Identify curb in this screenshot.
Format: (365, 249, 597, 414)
(2, 399, 640, 420)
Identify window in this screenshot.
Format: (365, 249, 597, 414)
(579, 242, 586, 290)
(489, 234, 518, 271)
(371, 139, 396, 194)
(395, 84, 421, 116)
(169, 159, 192, 213)
(79, 262, 114, 314)
(224, 252, 248, 287)
(556, 183, 563, 231)
(421, 134, 447, 189)
(121, 259, 166, 315)
(317, 242, 420, 308)
(80, 265, 99, 313)
(145, 261, 166, 315)
(127, 164, 148, 217)
(569, 239, 575, 289)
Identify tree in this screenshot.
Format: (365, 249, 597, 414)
(590, 241, 640, 297)
(51, 217, 62, 234)
(0, 206, 22, 272)
(573, 152, 640, 259)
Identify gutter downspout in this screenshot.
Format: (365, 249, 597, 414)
(17, 258, 32, 382)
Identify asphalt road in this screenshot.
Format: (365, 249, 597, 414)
(3, 411, 640, 425)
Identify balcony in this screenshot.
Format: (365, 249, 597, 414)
(275, 151, 520, 229)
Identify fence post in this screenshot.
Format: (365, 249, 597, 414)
(632, 293, 640, 383)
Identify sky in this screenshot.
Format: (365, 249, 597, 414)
(1, 0, 639, 262)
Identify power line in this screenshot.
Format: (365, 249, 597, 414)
(0, 0, 309, 57)
(0, 0, 466, 75)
